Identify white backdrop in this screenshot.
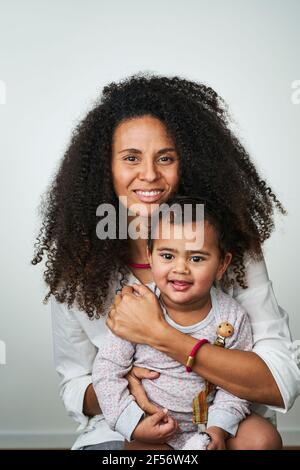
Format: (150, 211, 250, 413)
(0, 0, 299, 448)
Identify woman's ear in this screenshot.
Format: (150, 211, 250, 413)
(216, 252, 232, 281)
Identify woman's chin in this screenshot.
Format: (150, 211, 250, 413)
(128, 204, 160, 218)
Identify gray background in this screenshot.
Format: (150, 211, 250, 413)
(0, 0, 299, 448)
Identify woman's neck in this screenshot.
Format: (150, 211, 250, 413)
(128, 237, 149, 264)
(127, 232, 154, 284)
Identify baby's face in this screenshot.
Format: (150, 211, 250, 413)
(148, 220, 231, 306)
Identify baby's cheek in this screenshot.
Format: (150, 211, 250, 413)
(152, 265, 168, 283)
(194, 273, 215, 291)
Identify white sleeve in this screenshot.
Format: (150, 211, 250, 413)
(232, 256, 300, 413)
(50, 295, 98, 430)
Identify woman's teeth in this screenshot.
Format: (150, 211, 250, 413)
(133, 190, 164, 202)
(135, 190, 162, 196)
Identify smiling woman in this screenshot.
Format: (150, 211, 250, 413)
(32, 72, 299, 450)
(111, 115, 180, 215)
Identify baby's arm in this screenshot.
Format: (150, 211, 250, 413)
(92, 329, 178, 443)
(206, 308, 253, 439)
(92, 329, 145, 442)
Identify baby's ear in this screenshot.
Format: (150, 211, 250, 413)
(216, 252, 232, 281)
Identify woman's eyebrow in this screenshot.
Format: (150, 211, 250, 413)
(118, 147, 177, 154)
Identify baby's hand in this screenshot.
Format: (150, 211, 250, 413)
(205, 426, 229, 450)
(132, 408, 178, 444)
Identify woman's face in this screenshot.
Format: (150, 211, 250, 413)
(111, 115, 180, 217)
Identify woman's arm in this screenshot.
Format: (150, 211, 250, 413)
(51, 295, 102, 424)
(150, 326, 283, 406)
(108, 271, 297, 409)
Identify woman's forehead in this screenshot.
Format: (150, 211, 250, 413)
(112, 115, 173, 147)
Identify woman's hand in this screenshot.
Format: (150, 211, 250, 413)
(126, 366, 161, 415)
(107, 284, 169, 345)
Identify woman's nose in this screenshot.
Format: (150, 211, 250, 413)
(138, 161, 159, 182)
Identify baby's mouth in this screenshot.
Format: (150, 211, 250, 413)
(168, 280, 193, 291)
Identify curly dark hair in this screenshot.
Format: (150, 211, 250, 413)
(32, 71, 286, 319)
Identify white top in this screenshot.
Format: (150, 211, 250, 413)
(50, 256, 300, 450)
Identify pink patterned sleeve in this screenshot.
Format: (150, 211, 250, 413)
(92, 329, 144, 441)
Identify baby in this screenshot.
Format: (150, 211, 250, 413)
(92, 197, 253, 450)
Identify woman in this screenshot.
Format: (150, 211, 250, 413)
(32, 73, 299, 450)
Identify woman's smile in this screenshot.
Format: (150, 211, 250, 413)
(132, 188, 165, 203)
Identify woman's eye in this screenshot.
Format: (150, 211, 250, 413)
(161, 253, 174, 260)
(123, 155, 176, 164)
(124, 155, 139, 162)
(157, 155, 174, 164)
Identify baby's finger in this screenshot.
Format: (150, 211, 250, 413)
(165, 416, 179, 431)
(159, 418, 177, 436)
(164, 420, 178, 436)
(159, 422, 176, 436)
(150, 408, 169, 426)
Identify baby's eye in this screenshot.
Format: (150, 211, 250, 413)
(190, 256, 204, 263)
(160, 253, 174, 261)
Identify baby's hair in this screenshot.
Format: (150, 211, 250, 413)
(148, 195, 226, 253)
